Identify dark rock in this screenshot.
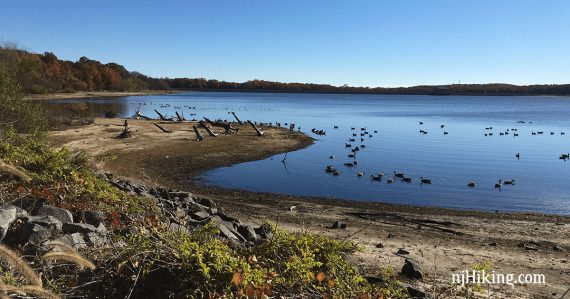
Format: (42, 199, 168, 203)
(169, 191, 192, 200)
(6, 222, 55, 245)
(254, 223, 273, 239)
(487, 242, 497, 246)
(63, 222, 105, 234)
(332, 221, 347, 229)
(36, 205, 73, 223)
(217, 209, 241, 223)
(24, 215, 63, 231)
(553, 245, 565, 252)
(10, 197, 45, 213)
(401, 258, 423, 280)
(400, 282, 427, 298)
(0, 204, 28, 240)
(54, 233, 88, 249)
(238, 224, 259, 242)
(186, 202, 209, 214)
(196, 197, 217, 208)
(375, 243, 384, 249)
(396, 248, 410, 255)
(387, 233, 397, 238)
(78, 210, 106, 226)
(111, 179, 134, 192)
(218, 223, 239, 241)
(191, 211, 210, 221)
(363, 275, 384, 284)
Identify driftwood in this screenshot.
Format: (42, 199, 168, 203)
(230, 112, 243, 124)
(117, 120, 132, 139)
(199, 121, 218, 137)
(154, 110, 173, 121)
(175, 111, 185, 122)
(153, 122, 172, 133)
(132, 110, 151, 120)
(0, 160, 31, 182)
(203, 117, 239, 134)
(193, 125, 204, 141)
(247, 120, 264, 137)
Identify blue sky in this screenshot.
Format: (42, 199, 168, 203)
(1, 1, 569, 87)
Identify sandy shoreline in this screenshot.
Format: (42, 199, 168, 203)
(23, 90, 176, 101)
(49, 118, 570, 298)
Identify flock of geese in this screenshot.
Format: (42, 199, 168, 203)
(319, 120, 568, 190)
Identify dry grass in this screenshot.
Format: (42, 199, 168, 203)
(43, 251, 96, 271)
(0, 160, 31, 182)
(0, 283, 60, 299)
(0, 245, 41, 286)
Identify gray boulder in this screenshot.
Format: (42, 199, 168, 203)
(36, 205, 73, 223)
(78, 210, 106, 226)
(63, 222, 106, 234)
(53, 233, 88, 249)
(7, 222, 55, 245)
(238, 224, 259, 242)
(0, 204, 27, 240)
(24, 215, 63, 231)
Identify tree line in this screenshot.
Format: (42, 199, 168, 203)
(2, 46, 569, 96)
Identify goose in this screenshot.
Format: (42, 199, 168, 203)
(550, 132, 555, 135)
(419, 122, 423, 125)
(370, 174, 382, 181)
(353, 161, 358, 165)
(351, 127, 355, 130)
(503, 179, 515, 185)
(561, 132, 565, 135)
(420, 130, 426, 134)
(531, 132, 536, 135)
(505, 131, 509, 135)
(348, 154, 356, 158)
(349, 138, 356, 142)
(402, 177, 412, 183)
(333, 125, 339, 129)
(361, 127, 366, 131)
(333, 169, 341, 176)
(354, 146, 360, 151)
(513, 133, 519, 137)
(440, 125, 445, 128)
(420, 177, 432, 184)
(325, 165, 335, 173)
(387, 178, 395, 184)
(374, 130, 378, 133)
(559, 153, 569, 160)
(515, 153, 520, 159)
(500, 132, 504, 136)
(344, 162, 354, 167)
(488, 133, 493, 136)
(467, 181, 477, 188)
(361, 138, 364, 142)
(495, 179, 503, 189)
(353, 133, 357, 137)
(360, 145, 366, 148)
(357, 172, 364, 177)
(378, 172, 385, 177)
(443, 131, 448, 135)
(345, 143, 352, 147)
(394, 171, 405, 178)
(329, 155, 334, 159)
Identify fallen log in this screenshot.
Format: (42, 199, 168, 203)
(247, 120, 264, 137)
(193, 125, 204, 141)
(231, 111, 243, 124)
(199, 121, 218, 137)
(153, 122, 172, 133)
(175, 111, 185, 122)
(154, 110, 173, 121)
(132, 110, 151, 120)
(204, 117, 239, 134)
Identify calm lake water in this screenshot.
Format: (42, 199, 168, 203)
(44, 92, 570, 215)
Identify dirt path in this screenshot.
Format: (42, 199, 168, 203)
(50, 118, 570, 298)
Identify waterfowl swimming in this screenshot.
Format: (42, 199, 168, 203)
(394, 171, 405, 178)
(348, 154, 356, 158)
(419, 177, 432, 184)
(560, 153, 570, 160)
(344, 162, 354, 167)
(495, 179, 503, 189)
(349, 138, 356, 142)
(387, 178, 395, 183)
(357, 172, 364, 177)
(503, 179, 515, 185)
(378, 172, 385, 177)
(561, 132, 565, 135)
(419, 121, 423, 125)
(360, 145, 366, 148)
(515, 153, 520, 159)
(374, 130, 378, 133)
(333, 125, 339, 129)
(443, 131, 448, 135)
(351, 127, 355, 130)
(325, 165, 335, 173)
(354, 146, 360, 151)
(345, 143, 352, 147)
(440, 125, 445, 128)
(402, 177, 412, 183)
(467, 181, 477, 188)
(370, 174, 382, 181)
(329, 155, 334, 159)
(333, 169, 341, 176)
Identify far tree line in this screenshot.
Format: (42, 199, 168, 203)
(1, 46, 569, 96)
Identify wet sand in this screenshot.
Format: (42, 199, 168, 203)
(50, 118, 570, 298)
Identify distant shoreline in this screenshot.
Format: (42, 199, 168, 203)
(24, 89, 570, 100)
(23, 90, 175, 101)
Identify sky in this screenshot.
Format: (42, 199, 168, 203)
(1, 0, 569, 87)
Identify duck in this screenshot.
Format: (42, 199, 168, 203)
(495, 179, 503, 189)
(515, 153, 520, 159)
(325, 165, 335, 173)
(386, 178, 395, 184)
(440, 125, 445, 128)
(393, 171, 405, 178)
(443, 131, 448, 135)
(503, 179, 515, 185)
(419, 121, 424, 125)
(348, 154, 356, 158)
(329, 155, 334, 159)
(419, 177, 432, 184)
(344, 162, 354, 167)
(467, 181, 477, 188)
(357, 172, 364, 177)
(370, 174, 382, 181)
(333, 169, 341, 176)
(402, 177, 412, 183)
